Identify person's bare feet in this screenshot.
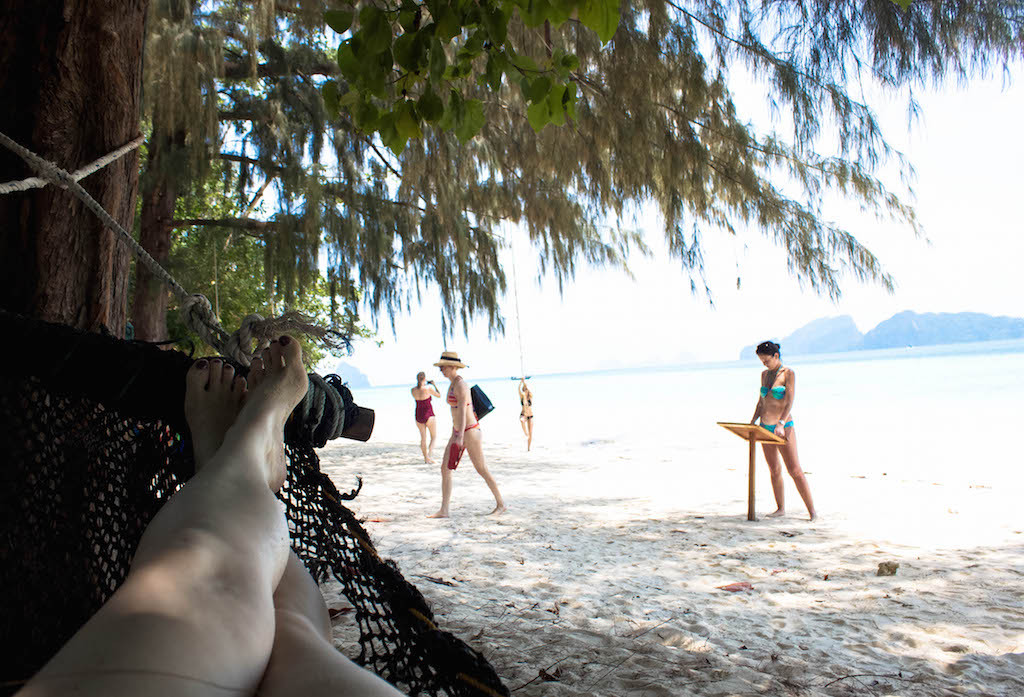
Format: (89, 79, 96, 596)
(808, 511, 818, 522)
(488, 504, 507, 516)
(766, 509, 786, 518)
(427, 510, 449, 519)
(224, 336, 309, 491)
(184, 358, 247, 470)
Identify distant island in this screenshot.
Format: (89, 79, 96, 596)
(739, 311, 1024, 359)
(331, 360, 372, 388)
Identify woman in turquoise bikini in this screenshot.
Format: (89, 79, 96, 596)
(751, 341, 816, 521)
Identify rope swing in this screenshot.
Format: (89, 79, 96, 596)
(509, 234, 528, 381)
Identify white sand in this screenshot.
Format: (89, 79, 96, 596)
(317, 439, 1024, 696)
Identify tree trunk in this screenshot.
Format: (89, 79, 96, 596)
(0, 0, 147, 332)
(131, 129, 185, 342)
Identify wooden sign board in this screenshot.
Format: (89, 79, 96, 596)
(716, 422, 787, 445)
(716, 421, 787, 521)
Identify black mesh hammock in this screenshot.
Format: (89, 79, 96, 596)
(0, 310, 509, 697)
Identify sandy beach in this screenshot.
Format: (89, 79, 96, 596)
(317, 438, 1024, 696)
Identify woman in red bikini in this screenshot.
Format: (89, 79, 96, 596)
(428, 351, 506, 518)
(411, 371, 440, 463)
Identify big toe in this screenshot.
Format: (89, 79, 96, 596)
(266, 335, 303, 370)
(279, 335, 302, 364)
(186, 358, 211, 397)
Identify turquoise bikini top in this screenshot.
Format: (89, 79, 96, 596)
(760, 385, 786, 399)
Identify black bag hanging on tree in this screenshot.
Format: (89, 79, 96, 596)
(471, 385, 494, 419)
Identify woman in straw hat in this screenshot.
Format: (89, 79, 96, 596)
(428, 351, 506, 517)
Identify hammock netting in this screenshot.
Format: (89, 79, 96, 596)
(0, 310, 508, 697)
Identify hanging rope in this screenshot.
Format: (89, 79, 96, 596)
(0, 130, 348, 367)
(0, 131, 354, 440)
(509, 233, 526, 379)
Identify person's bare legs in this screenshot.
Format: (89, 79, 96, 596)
(428, 442, 455, 518)
(464, 429, 506, 515)
(777, 428, 816, 521)
(17, 340, 308, 697)
(416, 421, 432, 463)
(761, 443, 786, 517)
(257, 552, 404, 697)
(526, 418, 533, 452)
(426, 416, 437, 460)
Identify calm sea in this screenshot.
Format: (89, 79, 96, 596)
(345, 339, 1024, 488)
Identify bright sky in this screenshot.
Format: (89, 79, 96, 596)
(323, 73, 1024, 386)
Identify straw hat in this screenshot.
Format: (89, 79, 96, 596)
(433, 351, 467, 368)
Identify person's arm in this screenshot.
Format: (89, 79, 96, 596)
(428, 385, 441, 398)
(518, 381, 526, 398)
(777, 369, 796, 425)
(750, 371, 765, 424)
(452, 379, 469, 445)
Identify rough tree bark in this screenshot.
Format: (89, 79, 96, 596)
(131, 128, 185, 342)
(0, 0, 148, 332)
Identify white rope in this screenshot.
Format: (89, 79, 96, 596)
(0, 130, 348, 367)
(509, 234, 526, 379)
(0, 131, 357, 441)
(0, 130, 196, 303)
(0, 134, 145, 194)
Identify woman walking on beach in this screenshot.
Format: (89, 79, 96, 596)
(518, 378, 534, 451)
(429, 351, 506, 518)
(412, 371, 441, 463)
(751, 341, 817, 521)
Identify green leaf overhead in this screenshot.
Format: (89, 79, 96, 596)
(324, 9, 354, 33)
(578, 0, 621, 42)
(325, 0, 622, 146)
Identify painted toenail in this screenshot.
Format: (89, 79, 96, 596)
(279, 336, 290, 346)
(196, 359, 208, 369)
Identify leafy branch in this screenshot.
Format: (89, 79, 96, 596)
(322, 0, 621, 153)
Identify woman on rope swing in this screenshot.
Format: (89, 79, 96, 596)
(428, 351, 506, 518)
(518, 378, 534, 451)
(17, 337, 402, 697)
